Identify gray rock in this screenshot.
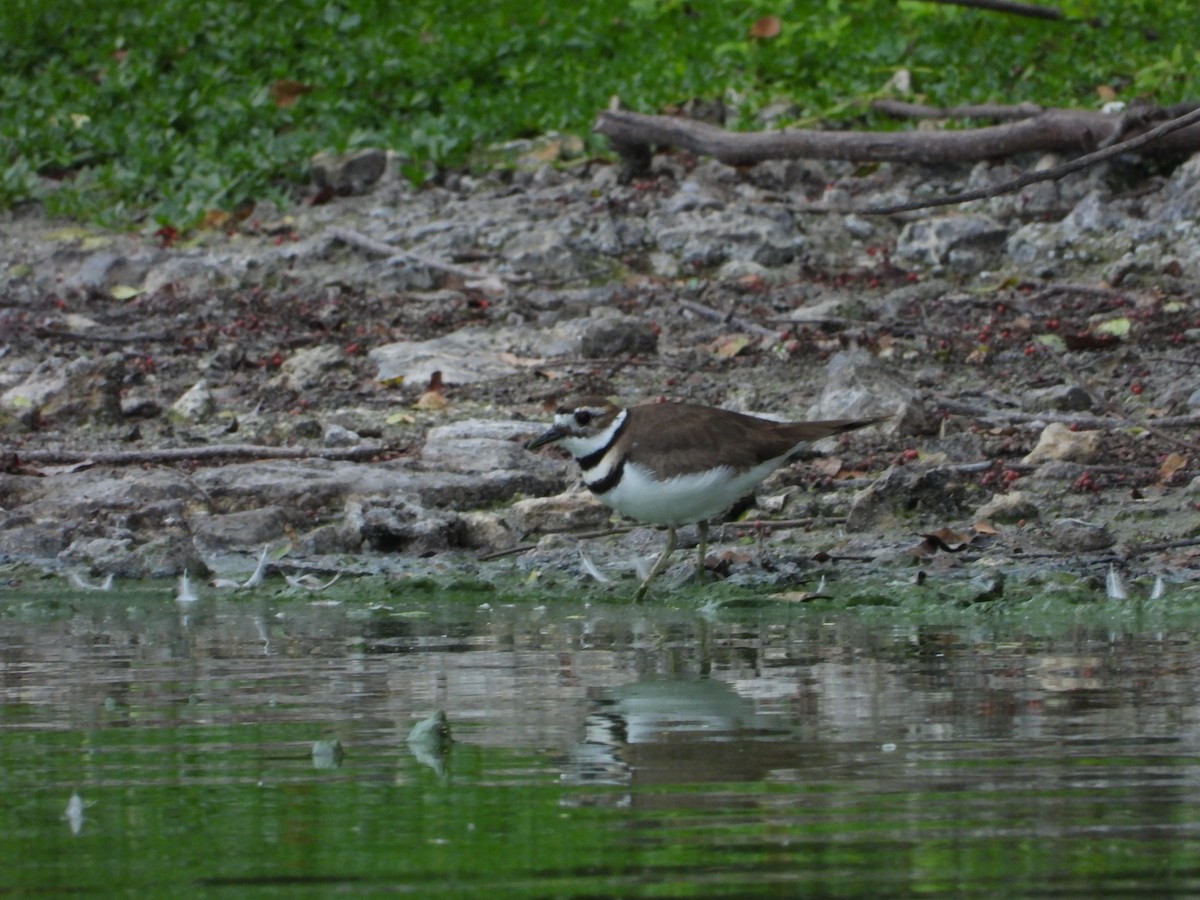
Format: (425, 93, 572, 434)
(808, 349, 922, 432)
(323, 423, 361, 447)
(296, 522, 362, 555)
(65, 247, 160, 294)
(895, 214, 1008, 273)
(424, 419, 543, 443)
(507, 491, 611, 536)
(351, 497, 464, 555)
(421, 435, 531, 474)
(6, 468, 195, 524)
(1027, 385, 1094, 412)
(369, 327, 524, 385)
(190, 459, 418, 510)
(68, 251, 123, 292)
(1, 352, 125, 427)
(1048, 517, 1115, 552)
(663, 178, 727, 214)
(142, 253, 245, 296)
(168, 380, 216, 424)
(59, 536, 136, 575)
(275, 345, 350, 392)
(1061, 190, 1124, 233)
(1156, 155, 1200, 223)
(459, 511, 517, 552)
(1023, 423, 1102, 464)
(921, 431, 985, 463)
(1023, 461, 1087, 485)
(846, 465, 974, 532)
(649, 208, 805, 269)
(0, 515, 72, 561)
(130, 534, 206, 578)
(191, 506, 289, 556)
(503, 223, 600, 281)
(421, 418, 552, 475)
(310, 148, 388, 195)
(413, 468, 567, 512)
(580, 316, 658, 358)
(975, 490, 1040, 523)
(120, 390, 163, 419)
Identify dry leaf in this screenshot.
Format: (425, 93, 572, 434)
(527, 138, 563, 163)
(109, 284, 143, 301)
(1063, 332, 1121, 351)
(909, 527, 977, 559)
(270, 79, 313, 109)
(771, 590, 829, 603)
(497, 351, 547, 368)
(749, 15, 782, 39)
(1160, 452, 1188, 483)
(414, 370, 447, 410)
(710, 333, 753, 358)
(811, 457, 843, 477)
(973, 521, 1001, 535)
(415, 391, 448, 411)
(735, 273, 767, 292)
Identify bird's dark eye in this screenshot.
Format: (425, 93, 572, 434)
(575, 410, 593, 426)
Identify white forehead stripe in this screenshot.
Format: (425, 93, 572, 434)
(560, 408, 626, 459)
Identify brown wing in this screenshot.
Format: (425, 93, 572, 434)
(625, 403, 883, 479)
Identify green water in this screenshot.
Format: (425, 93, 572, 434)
(3, 577, 1200, 897)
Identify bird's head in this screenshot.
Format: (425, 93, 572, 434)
(526, 396, 621, 451)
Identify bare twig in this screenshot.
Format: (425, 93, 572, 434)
(678, 297, 780, 338)
(477, 544, 537, 561)
(33, 327, 174, 344)
(1125, 536, 1200, 557)
(321, 226, 508, 284)
(7, 443, 401, 466)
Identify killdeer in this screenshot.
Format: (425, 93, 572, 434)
(527, 396, 885, 600)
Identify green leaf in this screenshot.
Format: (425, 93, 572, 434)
(1094, 317, 1131, 337)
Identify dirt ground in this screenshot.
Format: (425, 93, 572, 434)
(1, 150, 1198, 593)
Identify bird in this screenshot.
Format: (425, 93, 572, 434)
(526, 396, 886, 601)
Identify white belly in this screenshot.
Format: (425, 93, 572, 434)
(598, 458, 786, 526)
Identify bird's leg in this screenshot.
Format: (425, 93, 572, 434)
(696, 521, 709, 583)
(634, 526, 678, 602)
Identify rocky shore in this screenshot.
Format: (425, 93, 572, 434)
(1, 144, 1198, 595)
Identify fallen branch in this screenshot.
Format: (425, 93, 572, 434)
(593, 104, 1200, 209)
(911, 0, 1070, 22)
(872, 99, 1044, 121)
(7, 443, 401, 467)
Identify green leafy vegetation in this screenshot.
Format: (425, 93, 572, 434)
(1, 0, 1197, 227)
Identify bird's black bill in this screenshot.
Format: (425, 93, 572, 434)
(526, 425, 567, 450)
